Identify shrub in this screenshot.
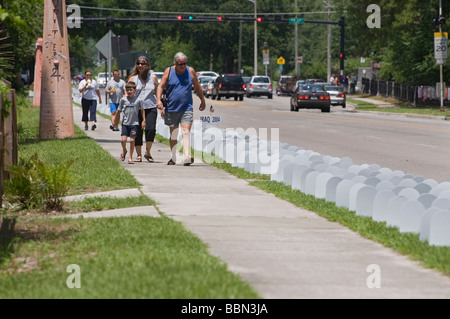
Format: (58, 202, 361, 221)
(3, 154, 74, 211)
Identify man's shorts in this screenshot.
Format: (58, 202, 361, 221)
(121, 125, 139, 138)
(164, 111, 193, 127)
(110, 103, 119, 113)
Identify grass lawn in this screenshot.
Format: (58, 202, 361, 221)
(348, 94, 450, 117)
(0, 216, 259, 299)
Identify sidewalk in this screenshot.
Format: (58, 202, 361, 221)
(72, 101, 450, 299)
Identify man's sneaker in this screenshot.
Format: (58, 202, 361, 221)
(110, 125, 114, 131)
(114, 126, 120, 131)
(85, 125, 88, 131)
(92, 124, 97, 131)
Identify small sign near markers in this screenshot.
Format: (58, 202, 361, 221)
(200, 115, 222, 124)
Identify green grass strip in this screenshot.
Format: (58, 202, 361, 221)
(0, 216, 260, 299)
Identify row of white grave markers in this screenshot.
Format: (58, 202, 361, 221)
(156, 119, 450, 246)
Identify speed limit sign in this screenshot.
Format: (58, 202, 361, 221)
(434, 32, 448, 64)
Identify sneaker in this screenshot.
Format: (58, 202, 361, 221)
(84, 125, 88, 131)
(114, 126, 120, 131)
(92, 124, 97, 131)
(110, 125, 114, 131)
(167, 159, 176, 165)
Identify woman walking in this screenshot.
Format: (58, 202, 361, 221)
(127, 56, 159, 162)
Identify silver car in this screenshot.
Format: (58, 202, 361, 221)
(246, 75, 273, 99)
(324, 84, 346, 108)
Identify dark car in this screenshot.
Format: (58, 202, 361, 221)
(212, 73, 245, 101)
(290, 84, 331, 113)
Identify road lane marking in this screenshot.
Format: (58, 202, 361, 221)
(417, 143, 438, 149)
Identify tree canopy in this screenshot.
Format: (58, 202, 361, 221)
(1, 0, 449, 86)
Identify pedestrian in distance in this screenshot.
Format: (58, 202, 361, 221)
(106, 70, 126, 131)
(114, 81, 145, 164)
(329, 73, 335, 84)
(78, 70, 102, 131)
(156, 52, 206, 166)
(127, 56, 159, 163)
(350, 72, 358, 94)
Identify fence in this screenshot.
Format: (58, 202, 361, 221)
(360, 78, 450, 107)
(0, 79, 18, 208)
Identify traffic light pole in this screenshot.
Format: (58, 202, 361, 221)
(439, 0, 445, 112)
(80, 15, 346, 75)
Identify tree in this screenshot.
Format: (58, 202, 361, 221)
(0, 0, 43, 84)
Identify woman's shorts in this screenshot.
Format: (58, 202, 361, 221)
(164, 111, 193, 127)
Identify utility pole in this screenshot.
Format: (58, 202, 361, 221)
(253, 0, 258, 75)
(327, 2, 332, 82)
(238, 17, 243, 75)
(294, 0, 299, 77)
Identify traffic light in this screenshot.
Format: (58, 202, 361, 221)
(257, 16, 264, 22)
(188, 15, 195, 20)
(434, 16, 446, 25)
(177, 15, 182, 20)
(217, 16, 225, 21)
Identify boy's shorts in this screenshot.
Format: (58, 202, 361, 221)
(121, 125, 139, 138)
(164, 111, 193, 127)
(110, 103, 119, 113)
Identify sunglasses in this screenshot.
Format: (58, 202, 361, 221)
(176, 62, 187, 66)
(136, 62, 147, 66)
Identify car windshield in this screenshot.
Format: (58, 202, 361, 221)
(223, 76, 242, 84)
(199, 76, 212, 82)
(253, 77, 270, 83)
(301, 85, 326, 92)
(200, 78, 211, 85)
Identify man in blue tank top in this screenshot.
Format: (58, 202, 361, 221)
(156, 52, 206, 166)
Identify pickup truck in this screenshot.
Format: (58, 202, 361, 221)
(212, 73, 245, 101)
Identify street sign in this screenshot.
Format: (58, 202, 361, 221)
(95, 31, 115, 58)
(277, 56, 285, 65)
(297, 56, 303, 64)
(434, 32, 448, 65)
(289, 18, 304, 24)
(263, 49, 270, 65)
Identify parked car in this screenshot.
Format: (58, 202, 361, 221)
(205, 79, 215, 98)
(290, 84, 331, 113)
(276, 75, 298, 95)
(324, 84, 346, 108)
(212, 73, 245, 101)
(96, 72, 112, 88)
(246, 75, 273, 98)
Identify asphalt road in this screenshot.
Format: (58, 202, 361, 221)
(194, 93, 450, 184)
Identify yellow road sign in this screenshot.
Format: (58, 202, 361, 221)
(277, 56, 285, 65)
